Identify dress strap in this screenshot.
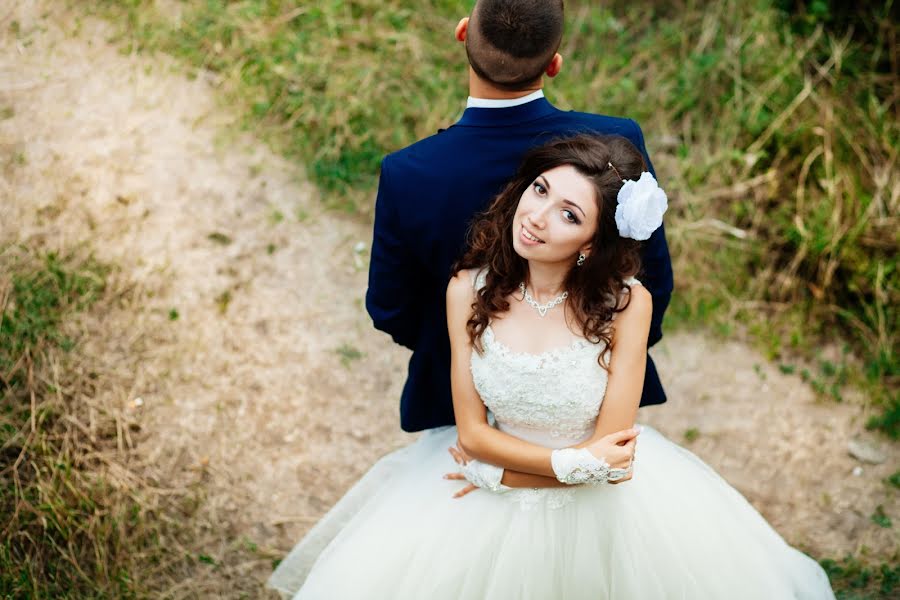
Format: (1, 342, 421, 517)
(609, 276, 643, 313)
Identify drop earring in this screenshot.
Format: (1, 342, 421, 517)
(576, 253, 586, 267)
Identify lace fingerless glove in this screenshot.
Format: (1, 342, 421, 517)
(461, 460, 511, 494)
(463, 450, 631, 491)
(551, 448, 632, 485)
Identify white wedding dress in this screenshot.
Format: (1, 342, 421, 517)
(269, 277, 835, 599)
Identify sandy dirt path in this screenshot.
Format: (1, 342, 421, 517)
(2, 4, 896, 597)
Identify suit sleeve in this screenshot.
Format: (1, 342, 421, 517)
(630, 119, 674, 347)
(365, 156, 422, 350)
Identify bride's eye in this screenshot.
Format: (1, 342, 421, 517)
(533, 181, 547, 196)
(562, 209, 580, 224)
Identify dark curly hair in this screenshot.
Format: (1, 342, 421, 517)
(453, 134, 647, 368)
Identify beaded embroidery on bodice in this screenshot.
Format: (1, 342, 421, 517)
(468, 269, 640, 449)
(471, 326, 607, 447)
(467, 268, 640, 510)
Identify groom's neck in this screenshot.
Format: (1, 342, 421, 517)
(467, 68, 543, 100)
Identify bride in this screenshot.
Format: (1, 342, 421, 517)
(268, 134, 835, 599)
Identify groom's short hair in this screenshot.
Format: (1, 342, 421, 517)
(466, 0, 565, 91)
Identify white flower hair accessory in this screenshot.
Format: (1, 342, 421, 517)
(614, 171, 668, 241)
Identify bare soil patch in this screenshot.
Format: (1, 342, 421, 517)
(2, 3, 895, 597)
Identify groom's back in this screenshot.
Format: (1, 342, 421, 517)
(367, 99, 673, 432)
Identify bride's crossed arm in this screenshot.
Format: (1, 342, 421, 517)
(446, 271, 653, 489)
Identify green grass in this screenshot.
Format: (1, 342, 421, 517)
(0, 247, 194, 597)
(0, 248, 116, 596)
(335, 343, 365, 368)
(821, 555, 900, 599)
(683, 427, 700, 443)
(887, 471, 900, 490)
(870, 505, 893, 529)
(88, 0, 898, 438)
(0, 250, 106, 378)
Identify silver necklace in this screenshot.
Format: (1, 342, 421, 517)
(519, 282, 568, 317)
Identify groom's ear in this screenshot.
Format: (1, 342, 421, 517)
(546, 53, 563, 78)
(455, 17, 469, 43)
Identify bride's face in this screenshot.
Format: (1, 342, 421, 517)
(511, 164, 599, 264)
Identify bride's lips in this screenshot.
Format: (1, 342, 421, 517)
(519, 225, 545, 246)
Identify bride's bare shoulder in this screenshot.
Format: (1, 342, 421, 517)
(613, 283, 652, 336)
(446, 270, 478, 337)
(446, 269, 478, 307)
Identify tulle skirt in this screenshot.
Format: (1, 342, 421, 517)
(268, 425, 834, 599)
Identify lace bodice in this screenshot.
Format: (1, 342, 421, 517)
(467, 269, 640, 510)
(471, 326, 608, 448)
(469, 269, 639, 449)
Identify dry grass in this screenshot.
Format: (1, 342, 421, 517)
(0, 244, 203, 597)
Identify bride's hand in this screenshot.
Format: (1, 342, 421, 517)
(445, 441, 478, 498)
(448, 439, 471, 466)
(443, 472, 478, 498)
(585, 427, 640, 484)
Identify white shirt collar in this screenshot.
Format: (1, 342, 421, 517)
(466, 89, 544, 109)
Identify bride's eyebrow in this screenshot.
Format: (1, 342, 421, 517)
(540, 175, 586, 218)
(562, 199, 586, 218)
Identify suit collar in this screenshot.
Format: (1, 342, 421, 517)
(466, 89, 545, 109)
(456, 97, 559, 127)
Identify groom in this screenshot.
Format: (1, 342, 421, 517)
(366, 0, 673, 433)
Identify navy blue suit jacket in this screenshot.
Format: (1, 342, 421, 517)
(366, 98, 674, 433)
